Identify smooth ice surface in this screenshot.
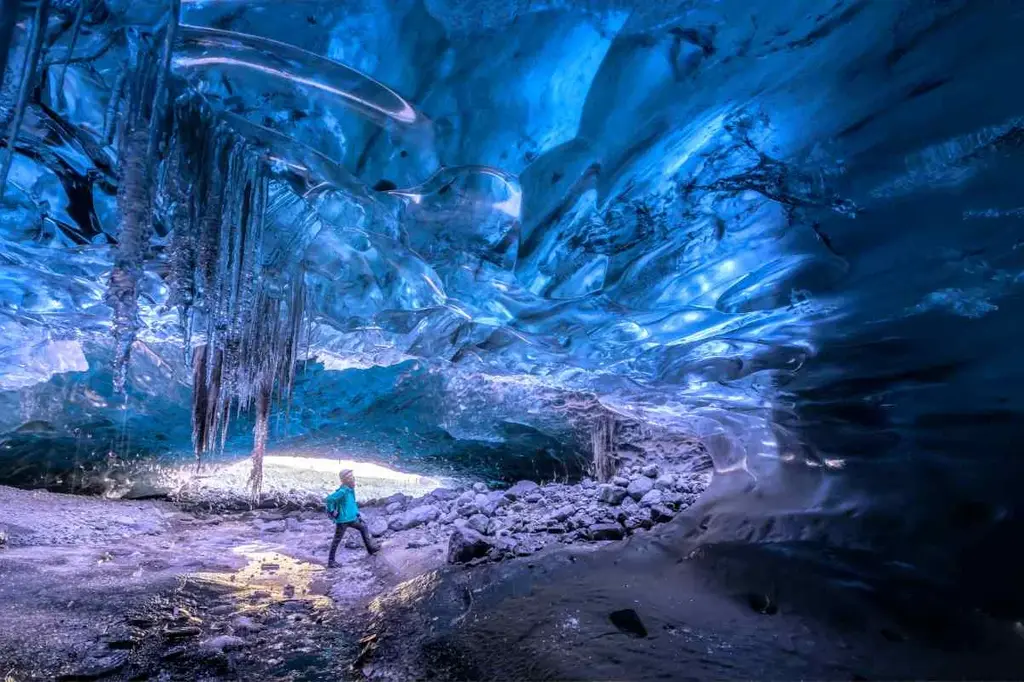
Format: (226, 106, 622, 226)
(1, 0, 1024, 613)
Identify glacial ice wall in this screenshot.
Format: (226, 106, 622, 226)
(1, 0, 1023, 611)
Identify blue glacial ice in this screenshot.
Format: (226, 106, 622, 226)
(1, 0, 1024, 611)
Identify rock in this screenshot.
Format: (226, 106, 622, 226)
(64, 650, 130, 680)
(620, 496, 639, 514)
(597, 484, 627, 505)
(467, 513, 490, 534)
(588, 523, 625, 541)
(654, 475, 675, 491)
(201, 635, 246, 653)
(524, 493, 543, 504)
(480, 490, 509, 515)
(232, 616, 263, 634)
(624, 516, 650, 532)
(447, 526, 494, 564)
(345, 533, 364, 549)
(611, 476, 630, 488)
(368, 518, 389, 537)
(639, 489, 663, 508)
(473, 482, 489, 493)
(385, 502, 404, 515)
(581, 478, 596, 489)
(429, 487, 459, 501)
(442, 509, 460, 524)
(551, 505, 574, 522)
(385, 492, 411, 506)
(164, 626, 202, 639)
(390, 505, 440, 531)
(0, 528, 6, 548)
(406, 536, 431, 549)
(641, 464, 660, 478)
(261, 520, 286, 533)
(626, 476, 654, 501)
(503, 480, 539, 501)
(650, 505, 675, 523)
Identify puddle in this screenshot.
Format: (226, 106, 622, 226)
(191, 543, 333, 610)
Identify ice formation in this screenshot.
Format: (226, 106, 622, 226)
(1, 0, 1023, 612)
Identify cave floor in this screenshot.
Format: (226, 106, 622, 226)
(3, 484, 1024, 681)
(0, 484, 444, 681)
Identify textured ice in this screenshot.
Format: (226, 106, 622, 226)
(1, 0, 1024, 604)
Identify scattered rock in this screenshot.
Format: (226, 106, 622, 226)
(609, 608, 648, 638)
(200, 635, 246, 653)
(164, 626, 202, 639)
(588, 523, 625, 541)
(260, 520, 286, 533)
(467, 514, 490, 534)
(232, 616, 263, 634)
(503, 480, 539, 501)
(390, 504, 440, 531)
(597, 484, 627, 505)
(60, 650, 129, 680)
(641, 464, 659, 478)
(447, 526, 493, 564)
(611, 476, 630, 488)
(654, 475, 675, 491)
(551, 505, 574, 522)
(367, 517, 389, 537)
(581, 478, 596, 489)
(0, 528, 7, 548)
(385, 502, 403, 515)
(626, 477, 654, 501)
(639, 489, 663, 508)
(524, 493, 543, 504)
(406, 536, 431, 549)
(650, 505, 675, 523)
(429, 487, 459, 501)
(472, 482, 489, 493)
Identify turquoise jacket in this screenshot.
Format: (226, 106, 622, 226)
(325, 485, 359, 524)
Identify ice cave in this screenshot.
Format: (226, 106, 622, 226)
(1, 0, 1023, 679)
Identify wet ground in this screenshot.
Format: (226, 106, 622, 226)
(0, 485, 442, 680)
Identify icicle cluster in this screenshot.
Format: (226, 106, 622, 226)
(104, 3, 180, 393)
(164, 95, 310, 502)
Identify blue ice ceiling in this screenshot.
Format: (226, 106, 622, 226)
(2, 0, 1024, 606)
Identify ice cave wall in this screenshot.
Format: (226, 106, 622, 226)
(0, 0, 1023, 613)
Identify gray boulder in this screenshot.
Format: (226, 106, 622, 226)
(650, 505, 675, 523)
(473, 482, 489, 493)
(642, 464, 660, 478)
(503, 480, 540, 501)
(597, 484, 628, 505)
(551, 505, 575, 522)
(368, 518, 390, 537)
(447, 526, 494, 564)
(467, 513, 490, 534)
(390, 504, 439, 531)
(429, 487, 459, 501)
(611, 476, 630, 488)
(654, 475, 675, 491)
(639, 489, 664, 508)
(627, 476, 654, 501)
(385, 501, 404, 515)
(588, 523, 625, 541)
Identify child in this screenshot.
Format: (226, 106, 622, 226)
(324, 469, 378, 567)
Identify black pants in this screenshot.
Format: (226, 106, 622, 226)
(328, 519, 373, 561)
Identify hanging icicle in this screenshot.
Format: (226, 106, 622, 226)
(0, 0, 51, 198)
(105, 0, 179, 392)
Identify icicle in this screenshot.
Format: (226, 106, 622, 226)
(249, 376, 272, 503)
(107, 128, 152, 393)
(592, 415, 617, 482)
(0, 1, 20, 92)
(0, 0, 51, 198)
(102, 66, 127, 144)
(54, 0, 88, 102)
